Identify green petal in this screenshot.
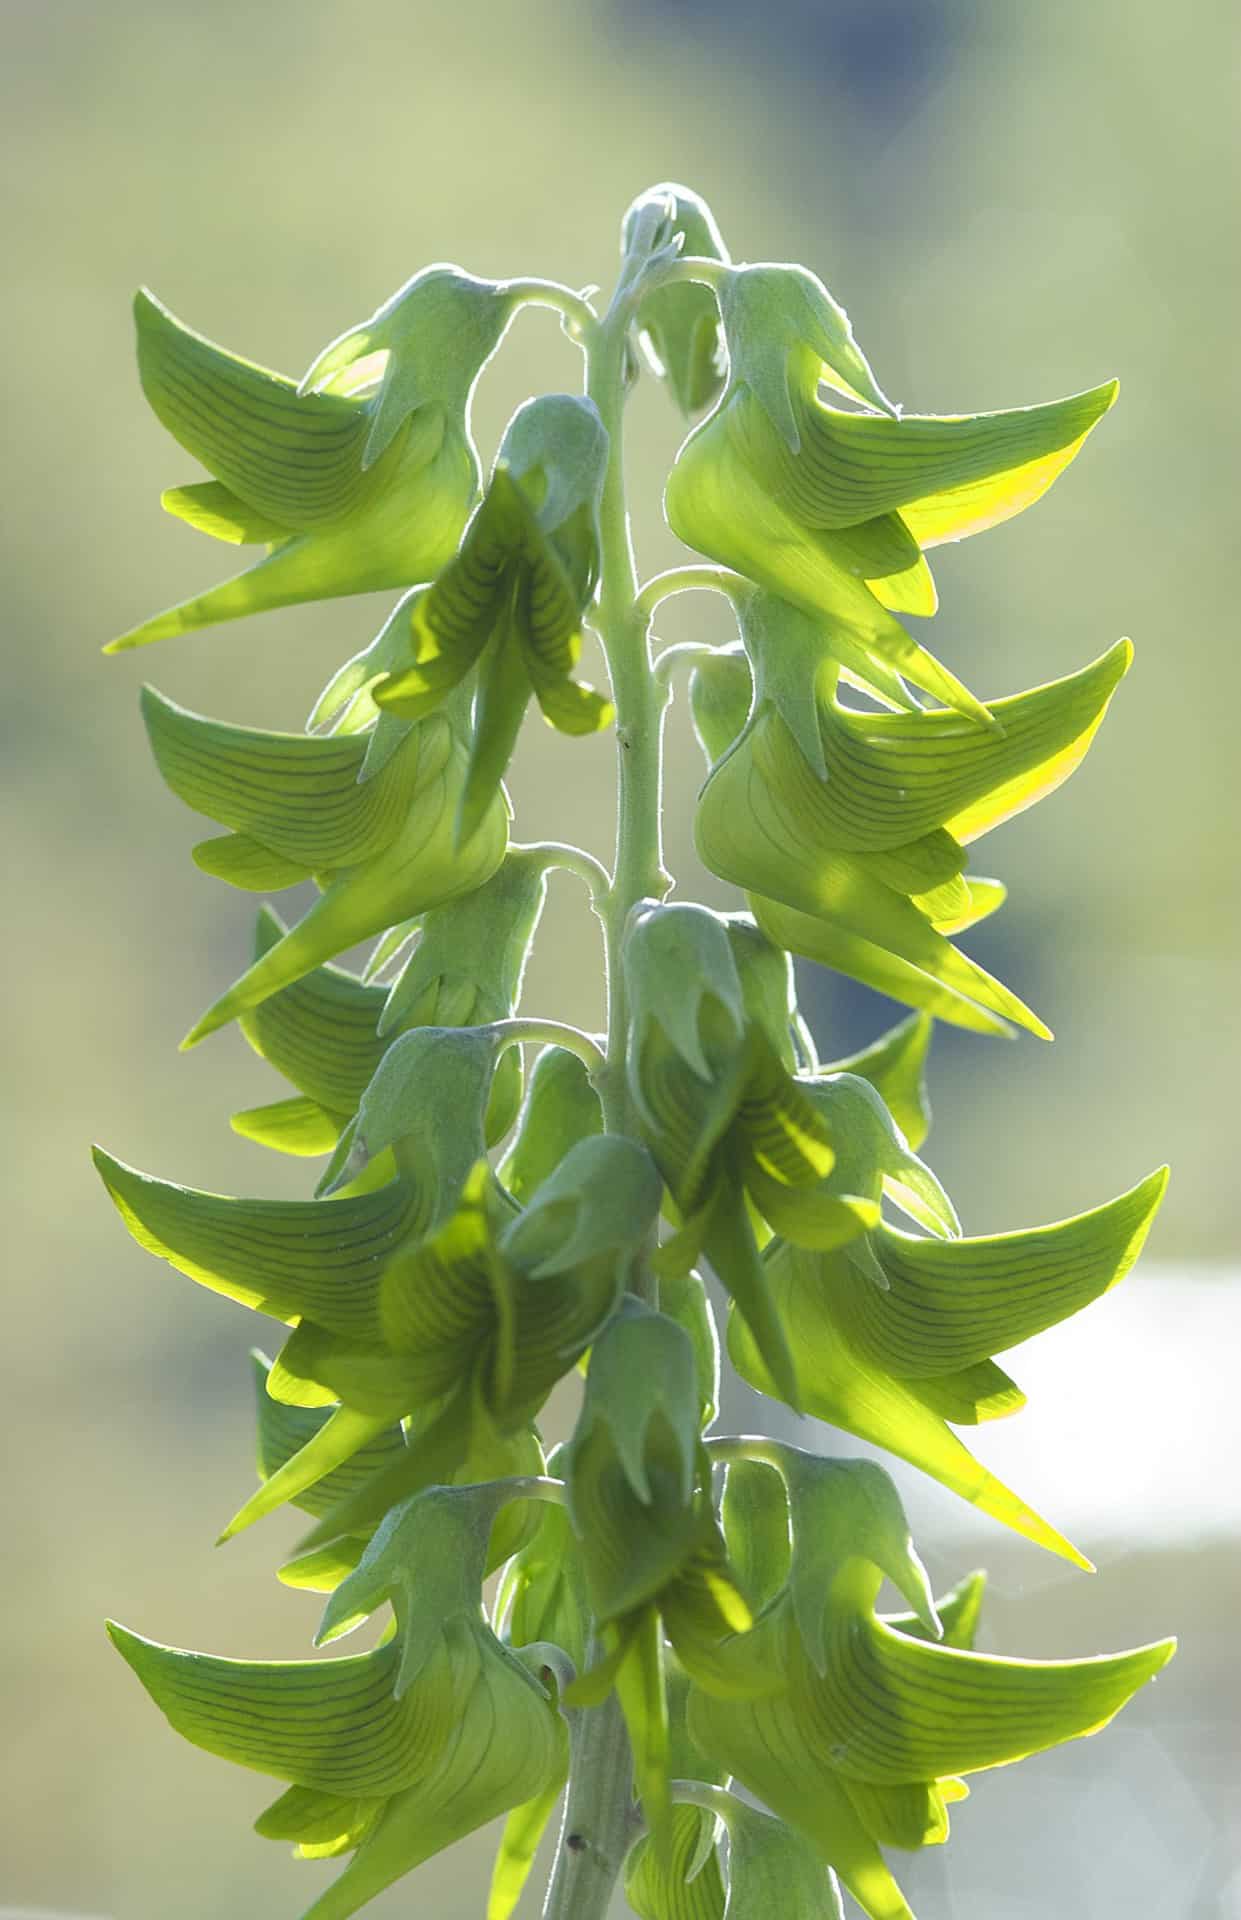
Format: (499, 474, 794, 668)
(93, 1146, 418, 1339)
(666, 403, 992, 728)
(616, 1608, 675, 1865)
(251, 1350, 407, 1522)
(162, 479, 291, 546)
(699, 706, 1049, 1027)
(141, 684, 432, 871)
(702, 1182, 801, 1412)
(770, 379, 1117, 537)
(713, 1792, 845, 1918)
(131, 288, 377, 527)
(193, 831, 314, 891)
(719, 263, 895, 443)
(772, 1448, 939, 1667)
(823, 1014, 933, 1152)
(885, 1570, 986, 1651)
(660, 1268, 721, 1432)
(627, 1805, 726, 1920)
(295, 1384, 475, 1550)
(108, 291, 477, 650)
(721, 1460, 791, 1615)
(687, 1676, 915, 1920)
(299, 1660, 560, 1920)
(499, 1046, 604, 1204)
(380, 848, 549, 1040)
(182, 744, 508, 1046)
(300, 265, 519, 468)
(500, 1135, 662, 1278)
(486, 1715, 571, 1920)
(625, 902, 748, 1084)
(239, 905, 387, 1122)
(730, 1243, 1092, 1567)
(847, 1167, 1169, 1378)
(749, 890, 1021, 1038)
(496, 1477, 593, 1675)
(107, 1620, 424, 1796)
(231, 1095, 342, 1156)
(800, 640, 1133, 856)
(572, 1300, 700, 1508)
(799, 1074, 957, 1238)
(802, 1598, 1173, 1784)
(253, 1783, 383, 1858)
(220, 1403, 395, 1543)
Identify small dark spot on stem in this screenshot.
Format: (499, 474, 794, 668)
(566, 1832, 587, 1853)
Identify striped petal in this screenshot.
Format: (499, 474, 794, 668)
(182, 721, 509, 1048)
(93, 1146, 419, 1340)
(767, 379, 1118, 538)
(729, 1167, 1166, 1561)
(666, 406, 991, 726)
(108, 289, 480, 649)
(141, 684, 437, 872)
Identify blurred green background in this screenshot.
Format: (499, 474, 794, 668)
(5, 0, 1237, 1913)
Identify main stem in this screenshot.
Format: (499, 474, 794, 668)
(541, 276, 669, 1920)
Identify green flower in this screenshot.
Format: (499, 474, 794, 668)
(689, 608, 1131, 1035)
(109, 268, 516, 648)
(230, 850, 546, 1159)
(372, 392, 614, 840)
(248, 1350, 545, 1599)
(108, 1481, 567, 1920)
(497, 1044, 604, 1204)
(665, 271, 1116, 720)
(622, 183, 730, 416)
(624, 1663, 729, 1920)
(137, 686, 509, 1047)
(690, 1450, 1174, 1920)
(563, 1302, 758, 1854)
(624, 902, 868, 1407)
(730, 1165, 1168, 1564)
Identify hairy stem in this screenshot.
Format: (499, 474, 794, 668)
(540, 258, 671, 1920)
(542, 1688, 638, 1920)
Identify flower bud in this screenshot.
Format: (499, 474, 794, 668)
(623, 182, 730, 416)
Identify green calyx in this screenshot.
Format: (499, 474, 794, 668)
(623, 182, 730, 415)
(103, 183, 1174, 1920)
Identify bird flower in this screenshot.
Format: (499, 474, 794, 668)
(230, 849, 548, 1160)
(689, 594, 1132, 1035)
(137, 683, 509, 1047)
(688, 1449, 1174, 1920)
(372, 392, 615, 840)
(108, 1479, 568, 1920)
(665, 261, 1116, 722)
(109, 267, 518, 648)
(623, 901, 874, 1408)
(562, 1301, 757, 1857)
(730, 1163, 1169, 1565)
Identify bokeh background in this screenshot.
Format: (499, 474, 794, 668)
(4, 0, 1238, 1912)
